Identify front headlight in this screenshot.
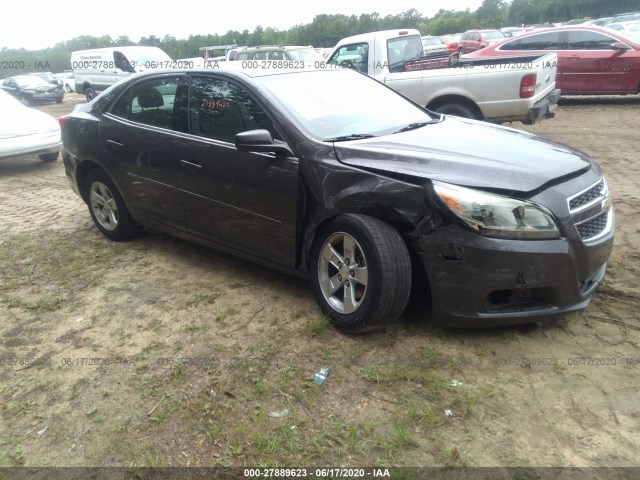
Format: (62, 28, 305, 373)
(433, 181, 560, 240)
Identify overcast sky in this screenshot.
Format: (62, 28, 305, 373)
(0, 0, 485, 50)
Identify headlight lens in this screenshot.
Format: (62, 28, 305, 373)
(433, 181, 560, 239)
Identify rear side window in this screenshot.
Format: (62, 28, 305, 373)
(111, 77, 181, 130)
(567, 31, 622, 49)
(500, 31, 563, 50)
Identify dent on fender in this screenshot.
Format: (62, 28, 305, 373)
(298, 155, 439, 268)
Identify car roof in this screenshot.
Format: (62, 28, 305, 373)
(492, 25, 640, 48)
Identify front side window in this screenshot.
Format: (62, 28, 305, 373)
(328, 43, 369, 73)
(189, 76, 279, 143)
(111, 77, 181, 130)
(500, 32, 564, 50)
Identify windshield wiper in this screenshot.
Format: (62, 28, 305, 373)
(325, 133, 376, 142)
(393, 116, 443, 134)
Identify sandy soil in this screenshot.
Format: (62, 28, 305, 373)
(0, 93, 638, 471)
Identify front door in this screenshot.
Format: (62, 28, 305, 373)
(177, 75, 299, 268)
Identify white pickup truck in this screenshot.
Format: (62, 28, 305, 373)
(326, 29, 561, 124)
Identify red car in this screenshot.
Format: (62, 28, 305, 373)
(441, 33, 462, 54)
(465, 26, 640, 95)
(458, 29, 506, 54)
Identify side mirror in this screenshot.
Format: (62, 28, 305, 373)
(235, 129, 293, 157)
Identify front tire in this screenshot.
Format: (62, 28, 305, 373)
(84, 170, 141, 241)
(310, 214, 412, 332)
(85, 88, 96, 102)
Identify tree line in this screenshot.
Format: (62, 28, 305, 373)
(1, 0, 639, 78)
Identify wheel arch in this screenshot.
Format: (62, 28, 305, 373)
(427, 94, 484, 120)
(301, 210, 426, 282)
(76, 161, 119, 204)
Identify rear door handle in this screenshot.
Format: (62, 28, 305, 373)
(106, 139, 123, 150)
(180, 159, 203, 171)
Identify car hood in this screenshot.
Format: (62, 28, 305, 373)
(333, 117, 592, 193)
(0, 106, 59, 138)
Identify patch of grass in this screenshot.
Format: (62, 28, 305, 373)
(186, 292, 220, 308)
(143, 449, 166, 467)
(7, 400, 35, 417)
(149, 399, 176, 424)
(3, 295, 66, 312)
(391, 421, 417, 447)
(184, 322, 201, 333)
(278, 365, 297, 389)
(172, 362, 188, 385)
(215, 306, 240, 324)
(225, 439, 244, 457)
(86, 406, 99, 416)
(305, 315, 332, 336)
(14, 444, 25, 463)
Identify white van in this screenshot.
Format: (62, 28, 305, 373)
(71, 46, 172, 101)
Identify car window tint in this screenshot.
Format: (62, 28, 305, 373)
(112, 77, 180, 130)
(328, 43, 369, 73)
(500, 31, 563, 50)
(189, 76, 280, 143)
(567, 31, 620, 49)
(268, 50, 285, 60)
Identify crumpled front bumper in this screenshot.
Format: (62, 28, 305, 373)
(412, 212, 614, 327)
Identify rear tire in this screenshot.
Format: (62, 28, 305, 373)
(310, 214, 412, 332)
(434, 102, 476, 119)
(39, 152, 59, 162)
(84, 169, 141, 241)
(85, 88, 96, 102)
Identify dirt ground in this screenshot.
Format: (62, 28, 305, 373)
(0, 92, 638, 473)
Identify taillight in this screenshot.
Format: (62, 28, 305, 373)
(58, 115, 69, 128)
(520, 73, 537, 98)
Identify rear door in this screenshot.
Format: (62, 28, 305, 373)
(177, 74, 299, 268)
(100, 74, 188, 231)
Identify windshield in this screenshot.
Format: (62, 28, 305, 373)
(286, 48, 324, 62)
(254, 69, 435, 140)
(422, 37, 442, 46)
(483, 31, 507, 40)
(125, 48, 172, 64)
(610, 29, 640, 43)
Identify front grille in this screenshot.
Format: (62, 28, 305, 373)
(568, 178, 612, 243)
(576, 212, 609, 240)
(569, 182, 604, 211)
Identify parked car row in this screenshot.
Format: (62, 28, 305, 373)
(465, 25, 640, 96)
